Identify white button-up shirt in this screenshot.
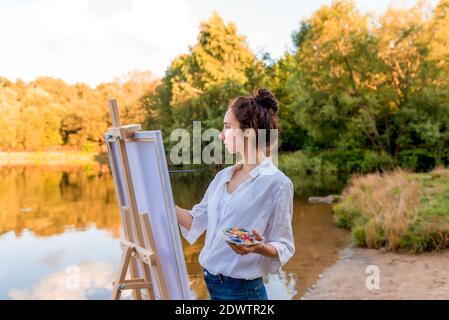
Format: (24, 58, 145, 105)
(179, 156, 295, 280)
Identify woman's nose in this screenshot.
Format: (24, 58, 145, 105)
(219, 130, 224, 141)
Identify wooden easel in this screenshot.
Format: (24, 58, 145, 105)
(106, 98, 169, 300)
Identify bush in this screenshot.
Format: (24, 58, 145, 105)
(320, 149, 364, 173)
(278, 151, 344, 197)
(352, 225, 367, 248)
(360, 151, 396, 173)
(333, 167, 449, 253)
(397, 149, 437, 172)
(333, 200, 363, 229)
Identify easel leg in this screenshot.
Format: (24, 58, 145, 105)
(129, 257, 143, 300)
(111, 249, 155, 300)
(139, 260, 155, 299)
(112, 247, 133, 300)
(141, 213, 169, 299)
(119, 206, 143, 300)
(123, 208, 154, 300)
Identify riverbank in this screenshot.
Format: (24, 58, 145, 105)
(301, 167, 449, 300)
(0, 151, 108, 165)
(333, 167, 449, 253)
(301, 246, 449, 299)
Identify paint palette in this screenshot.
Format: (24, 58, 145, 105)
(221, 227, 264, 246)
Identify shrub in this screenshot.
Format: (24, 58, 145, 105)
(333, 168, 426, 252)
(397, 149, 437, 172)
(360, 151, 396, 173)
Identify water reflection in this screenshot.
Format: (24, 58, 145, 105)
(0, 164, 120, 238)
(0, 164, 350, 300)
(0, 227, 120, 299)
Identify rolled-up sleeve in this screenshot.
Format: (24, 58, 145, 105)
(263, 179, 295, 272)
(179, 179, 214, 245)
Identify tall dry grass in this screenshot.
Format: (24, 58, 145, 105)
(338, 168, 422, 250)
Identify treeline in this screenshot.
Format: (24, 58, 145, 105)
(1, 0, 449, 172)
(0, 71, 158, 151)
(144, 0, 449, 172)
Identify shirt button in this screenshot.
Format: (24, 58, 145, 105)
(203, 271, 207, 277)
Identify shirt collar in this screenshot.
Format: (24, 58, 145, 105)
(226, 156, 274, 182)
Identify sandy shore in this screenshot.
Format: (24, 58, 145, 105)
(301, 246, 449, 300)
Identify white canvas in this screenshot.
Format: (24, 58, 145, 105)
(106, 130, 191, 300)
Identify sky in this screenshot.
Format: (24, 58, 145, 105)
(0, 0, 438, 87)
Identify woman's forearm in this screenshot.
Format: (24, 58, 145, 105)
(175, 205, 193, 230)
(255, 243, 279, 258)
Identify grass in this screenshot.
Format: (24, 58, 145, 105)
(333, 167, 449, 253)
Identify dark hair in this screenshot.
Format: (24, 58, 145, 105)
(229, 87, 280, 153)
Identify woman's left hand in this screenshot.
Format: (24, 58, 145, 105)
(226, 229, 264, 256)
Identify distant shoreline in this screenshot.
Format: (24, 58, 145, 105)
(0, 151, 108, 165)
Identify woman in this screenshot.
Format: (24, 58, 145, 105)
(175, 87, 295, 300)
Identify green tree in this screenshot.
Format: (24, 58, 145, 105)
(282, 0, 449, 169)
(143, 12, 267, 146)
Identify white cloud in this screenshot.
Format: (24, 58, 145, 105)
(8, 262, 119, 300)
(0, 0, 199, 87)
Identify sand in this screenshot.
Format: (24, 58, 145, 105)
(301, 247, 449, 300)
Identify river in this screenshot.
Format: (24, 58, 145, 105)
(0, 163, 350, 299)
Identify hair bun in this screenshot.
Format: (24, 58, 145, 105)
(252, 87, 279, 114)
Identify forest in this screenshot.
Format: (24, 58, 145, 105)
(1, 0, 448, 172)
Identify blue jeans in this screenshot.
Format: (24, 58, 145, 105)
(202, 268, 268, 300)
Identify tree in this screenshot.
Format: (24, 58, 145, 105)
(143, 12, 267, 146)
(282, 0, 449, 167)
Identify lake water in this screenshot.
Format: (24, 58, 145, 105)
(0, 163, 350, 300)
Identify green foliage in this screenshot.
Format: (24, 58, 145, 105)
(398, 149, 437, 172)
(142, 12, 266, 142)
(360, 151, 396, 173)
(280, 0, 449, 171)
(0, 3, 448, 177)
(333, 201, 361, 229)
(352, 225, 367, 247)
(320, 149, 365, 172)
(278, 151, 348, 197)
